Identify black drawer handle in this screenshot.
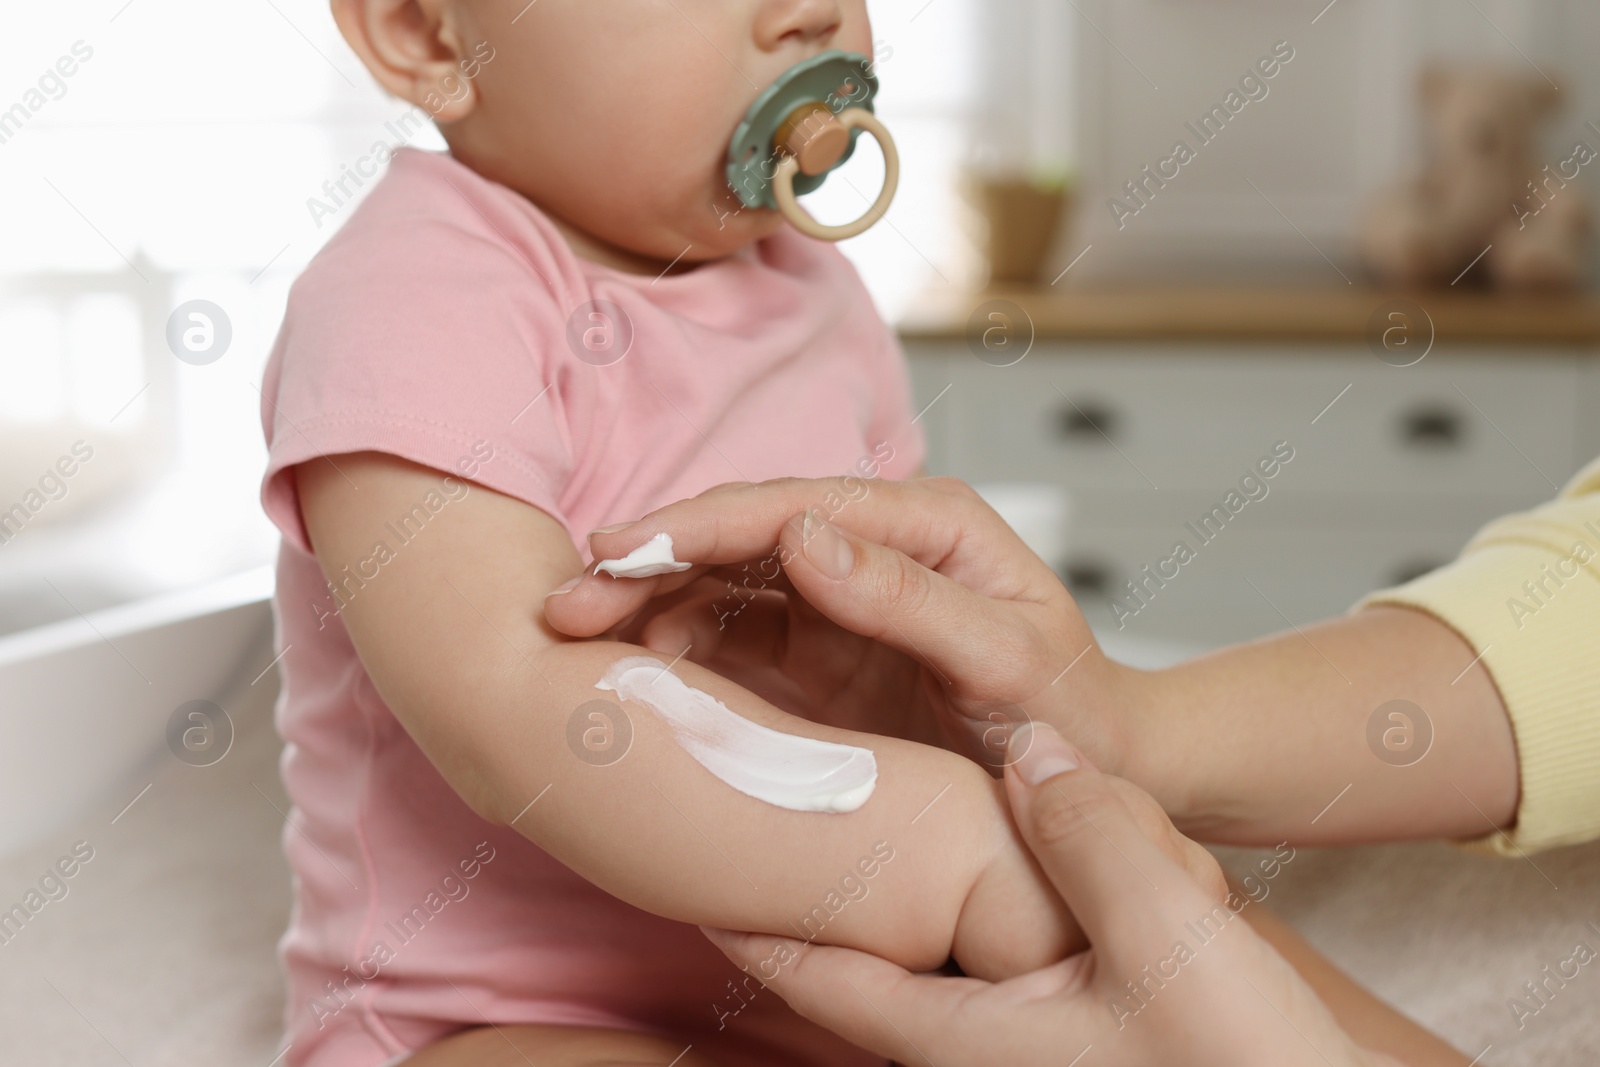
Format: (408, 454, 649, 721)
(1400, 407, 1464, 449)
(1054, 400, 1119, 443)
(1063, 560, 1113, 596)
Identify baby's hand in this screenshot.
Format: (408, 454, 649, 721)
(951, 763, 1227, 981)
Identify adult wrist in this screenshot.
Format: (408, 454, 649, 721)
(1117, 661, 1215, 829)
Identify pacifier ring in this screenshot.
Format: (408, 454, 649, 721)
(772, 108, 900, 241)
(725, 50, 899, 241)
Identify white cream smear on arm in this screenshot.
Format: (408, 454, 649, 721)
(592, 532, 694, 578)
(595, 656, 878, 813)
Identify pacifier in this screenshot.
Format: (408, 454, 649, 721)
(725, 50, 900, 241)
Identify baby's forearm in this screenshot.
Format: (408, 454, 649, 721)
(295, 453, 1072, 979)
(453, 639, 1062, 974)
(1127, 606, 1518, 845)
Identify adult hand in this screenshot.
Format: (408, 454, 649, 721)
(703, 723, 1400, 1067)
(545, 476, 1147, 783)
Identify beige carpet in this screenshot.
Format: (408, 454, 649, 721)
(1, 633, 1594, 1065)
(1216, 838, 1600, 1065)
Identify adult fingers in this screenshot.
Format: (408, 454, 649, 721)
(632, 587, 788, 662)
(544, 507, 814, 638)
(1002, 723, 1220, 969)
(547, 550, 803, 639)
(552, 476, 1056, 634)
(543, 564, 708, 637)
(769, 508, 1055, 702)
(700, 927, 977, 1067)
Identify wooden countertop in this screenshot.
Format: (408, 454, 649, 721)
(896, 285, 1600, 346)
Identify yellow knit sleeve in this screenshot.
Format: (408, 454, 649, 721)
(1357, 456, 1600, 855)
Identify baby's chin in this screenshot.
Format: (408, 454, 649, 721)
(609, 205, 789, 268)
(526, 166, 796, 272)
(685, 208, 789, 260)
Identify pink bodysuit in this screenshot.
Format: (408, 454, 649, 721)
(258, 147, 924, 1067)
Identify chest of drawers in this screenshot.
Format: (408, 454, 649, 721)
(900, 288, 1600, 646)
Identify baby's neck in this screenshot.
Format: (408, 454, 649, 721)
(544, 207, 704, 279)
(440, 135, 710, 279)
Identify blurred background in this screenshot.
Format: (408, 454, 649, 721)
(2, 1, 1599, 1063)
(4, 0, 1598, 643)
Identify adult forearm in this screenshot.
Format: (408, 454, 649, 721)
(1128, 606, 1518, 845)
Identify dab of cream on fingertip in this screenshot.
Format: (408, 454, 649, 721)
(595, 656, 878, 813)
(593, 532, 694, 578)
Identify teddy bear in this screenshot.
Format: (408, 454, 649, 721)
(1359, 63, 1593, 290)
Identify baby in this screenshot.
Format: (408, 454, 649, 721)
(259, 3, 1080, 1066)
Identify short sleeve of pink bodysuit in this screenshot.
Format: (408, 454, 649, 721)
(259, 175, 578, 555)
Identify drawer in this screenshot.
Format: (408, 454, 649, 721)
(1060, 511, 1504, 649)
(1025, 487, 1535, 533)
(905, 342, 1584, 503)
(1581, 360, 1600, 465)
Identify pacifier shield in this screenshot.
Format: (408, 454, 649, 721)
(726, 50, 881, 211)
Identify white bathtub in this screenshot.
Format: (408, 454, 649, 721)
(0, 566, 274, 859)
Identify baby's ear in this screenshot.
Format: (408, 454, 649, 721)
(331, 0, 480, 122)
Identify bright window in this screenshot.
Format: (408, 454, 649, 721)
(0, 0, 993, 622)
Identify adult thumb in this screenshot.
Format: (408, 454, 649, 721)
(779, 508, 1033, 689)
(1003, 723, 1213, 966)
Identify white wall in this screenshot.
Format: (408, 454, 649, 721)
(1019, 0, 1600, 283)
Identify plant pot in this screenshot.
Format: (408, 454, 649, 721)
(966, 175, 1072, 286)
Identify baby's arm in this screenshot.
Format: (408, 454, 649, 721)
(296, 451, 1075, 980)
